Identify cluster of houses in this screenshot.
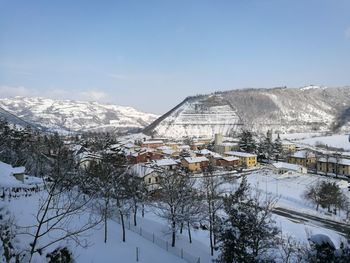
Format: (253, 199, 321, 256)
(69, 133, 350, 192)
(102, 135, 258, 191)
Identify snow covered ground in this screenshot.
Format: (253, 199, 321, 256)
(2, 169, 349, 262)
(4, 193, 188, 263)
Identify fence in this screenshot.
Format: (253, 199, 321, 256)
(114, 216, 201, 263)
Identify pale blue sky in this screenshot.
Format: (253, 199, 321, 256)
(1, 0, 350, 114)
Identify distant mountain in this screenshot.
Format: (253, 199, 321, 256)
(0, 97, 158, 134)
(144, 86, 350, 138)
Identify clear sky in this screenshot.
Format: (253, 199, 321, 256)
(1, 0, 350, 114)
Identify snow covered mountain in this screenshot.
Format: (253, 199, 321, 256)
(0, 97, 158, 133)
(144, 86, 350, 138)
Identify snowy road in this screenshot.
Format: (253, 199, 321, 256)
(273, 207, 350, 237)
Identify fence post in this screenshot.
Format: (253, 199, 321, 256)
(197, 257, 200, 263)
(152, 233, 155, 243)
(136, 247, 139, 262)
(128, 221, 131, 230)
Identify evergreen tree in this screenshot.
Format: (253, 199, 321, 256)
(273, 134, 283, 161)
(216, 176, 279, 262)
(238, 130, 256, 153)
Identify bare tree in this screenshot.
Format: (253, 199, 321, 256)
(24, 147, 102, 262)
(201, 173, 225, 256)
(152, 170, 194, 247)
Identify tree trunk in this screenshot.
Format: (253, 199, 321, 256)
(142, 204, 145, 218)
(187, 221, 192, 243)
(133, 203, 138, 226)
(120, 210, 126, 242)
(212, 210, 217, 246)
(209, 203, 214, 256)
(171, 220, 176, 247)
(104, 199, 108, 243)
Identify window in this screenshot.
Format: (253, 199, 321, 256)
(148, 178, 151, 184)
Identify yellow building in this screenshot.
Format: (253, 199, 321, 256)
(224, 151, 257, 168)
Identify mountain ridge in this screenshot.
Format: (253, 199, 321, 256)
(144, 86, 350, 138)
(0, 96, 158, 134)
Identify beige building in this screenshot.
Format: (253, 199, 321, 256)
(224, 151, 257, 168)
(282, 142, 296, 153)
(288, 150, 316, 169)
(317, 157, 350, 176)
(181, 157, 209, 172)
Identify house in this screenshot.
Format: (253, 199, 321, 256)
(288, 150, 316, 169)
(141, 140, 164, 149)
(181, 157, 209, 172)
(77, 152, 102, 170)
(131, 164, 160, 191)
(152, 159, 178, 170)
(272, 162, 307, 175)
(282, 142, 296, 153)
(0, 161, 26, 185)
(224, 151, 257, 168)
(317, 157, 350, 177)
(128, 149, 163, 164)
(215, 156, 240, 168)
(11, 166, 26, 182)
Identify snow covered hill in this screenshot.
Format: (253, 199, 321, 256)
(0, 97, 158, 134)
(144, 86, 350, 138)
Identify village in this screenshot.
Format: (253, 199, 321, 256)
(62, 131, 350, 194)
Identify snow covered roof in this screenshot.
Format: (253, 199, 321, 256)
(225, 151, 257, 158)
(154, 159, 178, 167)
(272, 162, 303, 171)
(162, 149, 176, 155)
(129, 164, 155, 178)
(178, 145, 190, 150)
(0, 161, 26, 187)
(218, 142, 237, 146)
(12, 166, 25, 174)
(157, 145, 171, 150)
(318, 157, 350, 166)
(183, 157, 209, 163)
(142, 140, 164, 144)
(291, 150, 315, 158)
(220, 156, 240, 162)
(130, 148, 156, 157)
(195, 149, 212, 155)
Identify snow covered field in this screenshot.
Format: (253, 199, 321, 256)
(215, 169, 349, 247)
(295, 134, 350, 151)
